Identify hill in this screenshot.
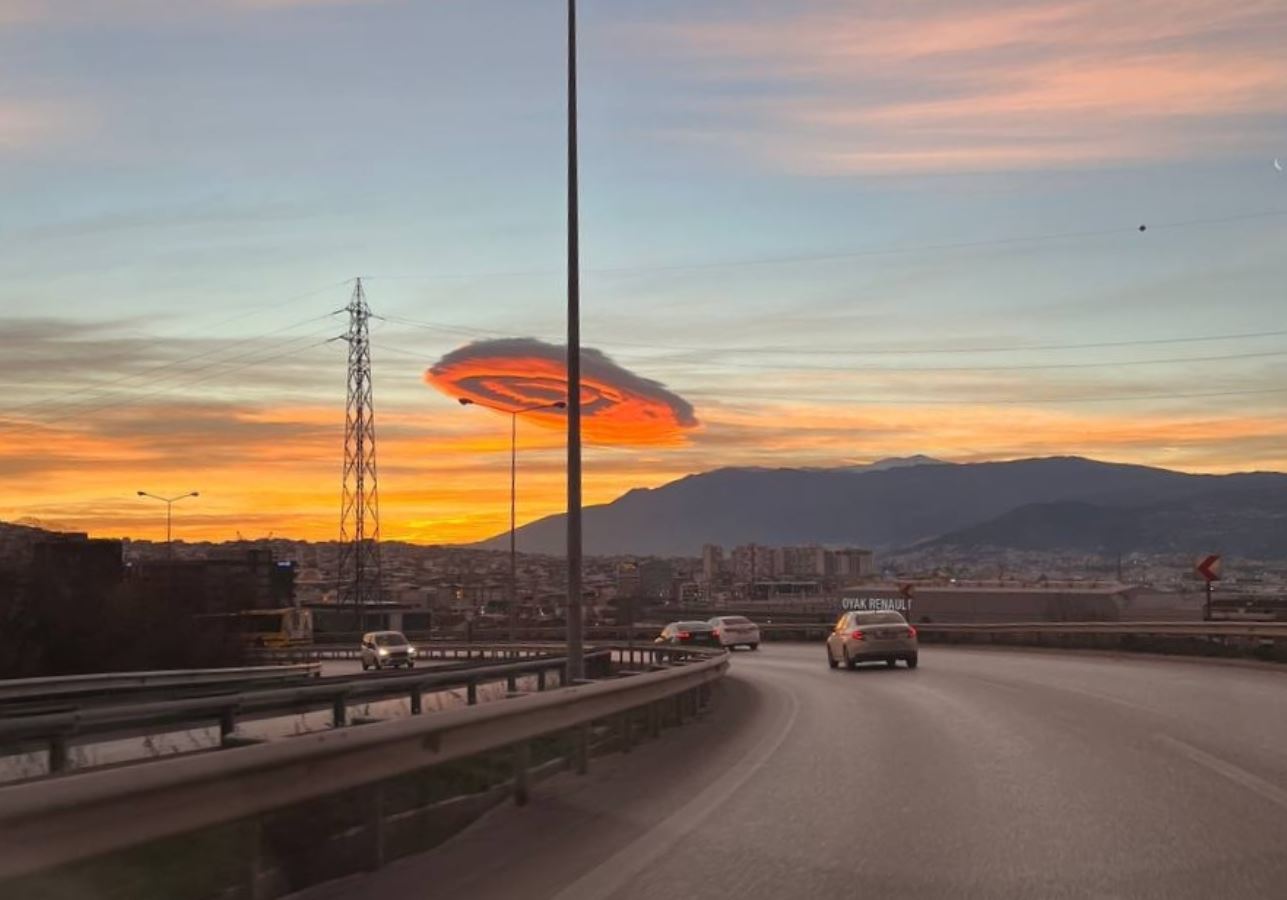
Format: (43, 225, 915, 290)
(476, 457, 1287, 558)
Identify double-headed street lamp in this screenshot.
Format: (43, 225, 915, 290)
(459, 398, 567, 641)
(136, 490, 200, 556)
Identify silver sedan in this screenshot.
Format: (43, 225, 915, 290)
(825, 611, 918, 669)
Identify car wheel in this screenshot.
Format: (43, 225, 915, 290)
(845, 648, 858, 670)
(886, 658, 897, 669)
(361, 660, 369, 671)
(827, 647, 838, 669)
(749, 643, 759, 651)
(906, 654, 919, 669)
(406, 660, 414, 669)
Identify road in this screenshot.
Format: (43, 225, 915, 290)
(296, 643, 1287, 899)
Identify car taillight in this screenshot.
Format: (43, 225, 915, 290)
(678, 631, 691, 640)
(850, 629, 865, 640)
(907, 625, 918, 639)
(711, 629, 721, 638)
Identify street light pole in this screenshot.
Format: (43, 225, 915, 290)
(510, 410, 517, 638)
(566, 0, 585, 682)
(459, 399, 566, 641)
(136, 490, 200, 556)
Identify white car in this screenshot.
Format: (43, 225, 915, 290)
(825, 611, 918, 670)
(360, 631, 417, 670)
(708, 615, 760, 650)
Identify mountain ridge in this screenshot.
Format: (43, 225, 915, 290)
(474, 456, 1287, 558)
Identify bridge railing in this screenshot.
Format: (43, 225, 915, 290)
(0, 645, 728, 896)
(0, 664, 324, 721)
(0, 650, 615, 779)
(0, 663, 321, 706)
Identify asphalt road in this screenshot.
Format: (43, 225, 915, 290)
(296, 644, 1287, 899)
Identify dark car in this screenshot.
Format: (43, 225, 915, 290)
(655, 620, 722, 647)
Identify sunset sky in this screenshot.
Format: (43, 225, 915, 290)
(2, 0, 1285, 544)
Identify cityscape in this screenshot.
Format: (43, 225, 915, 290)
(2, 1, 1286, 898)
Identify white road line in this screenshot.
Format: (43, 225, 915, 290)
(1156, 734, 1287, 812)
(549, 681, 802, 900)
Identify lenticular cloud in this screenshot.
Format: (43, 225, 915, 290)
(426, 338, 698, 446)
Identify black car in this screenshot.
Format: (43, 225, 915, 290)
(655, 620, 722, 647)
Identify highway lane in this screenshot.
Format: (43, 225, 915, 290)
(295, 644, 1287, 899)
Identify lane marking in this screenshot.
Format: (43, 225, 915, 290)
(1155, 733, 1287, 812)
(548, 680, 801, 900)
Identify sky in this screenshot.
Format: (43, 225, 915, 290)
(1, 0, 1285, 545)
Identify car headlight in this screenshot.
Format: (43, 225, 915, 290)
(407, 647, 417, 657)
(378, 648, 389, 656)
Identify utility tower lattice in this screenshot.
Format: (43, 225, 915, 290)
(337, 278, 382, 626)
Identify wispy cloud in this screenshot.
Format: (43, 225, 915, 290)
(0, 100, 85, 154)
(640, 0, 1287, 172)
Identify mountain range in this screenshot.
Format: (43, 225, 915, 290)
(476, 456, 1287, 559)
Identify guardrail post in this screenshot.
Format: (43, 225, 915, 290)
(648, 701, 661, 738)
(507, 672, 518, 692)
(537, 668, 547, 691)
(513, 741, 531, 806)
(49, 732, 70, 774)
(332, 694, 347, 728)
(219, 707, 237, 744)
(467, 679, 478, 706)
(410, 687, 422, 715)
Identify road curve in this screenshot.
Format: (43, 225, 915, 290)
(295, 644, 1287, 899)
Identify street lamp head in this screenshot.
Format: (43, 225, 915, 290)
(553, 401, 568, 409)
(189, 492, 200, 498)
(136, 491, 146, 497)
(458, 398, 474, 406)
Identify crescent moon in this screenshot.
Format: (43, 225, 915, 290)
(1276, 158, 1284, 172)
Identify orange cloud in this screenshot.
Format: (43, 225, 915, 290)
(3, 384, 1285, 545)
(425, 339, 699, 447)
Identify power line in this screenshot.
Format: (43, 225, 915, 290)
(0, 329, 337, 433)
(0, 311, 341, 420)
(379, 313, 1287, 362)
(670, 347, 1287, 374)
(363, 207, 1287, 283)
(691, 386, 1287, 407)
(0, 278, 354, 395)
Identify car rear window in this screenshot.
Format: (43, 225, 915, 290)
(679, 621, 712, 630)
(857, 612, 907, 625)
(722, 616, 753, 626)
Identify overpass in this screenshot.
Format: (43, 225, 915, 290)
(5, 636, 1287, 898)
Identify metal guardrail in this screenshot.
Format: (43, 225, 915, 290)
(0, 664, 321, 704)
(0, 651, 617, 777)
(0, 645, 728, 883)
(917, 621, 1287, 638)
(251, 640, 588, 663)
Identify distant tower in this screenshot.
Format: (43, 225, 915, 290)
(337, 278, 382, 626)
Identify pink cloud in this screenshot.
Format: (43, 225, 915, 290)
(643, 0, 1287, 172)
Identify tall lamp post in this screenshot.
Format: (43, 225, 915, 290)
(565, 0, 585, 681)
(459, 399, 566, 641)
(136, 490, 200, 556)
